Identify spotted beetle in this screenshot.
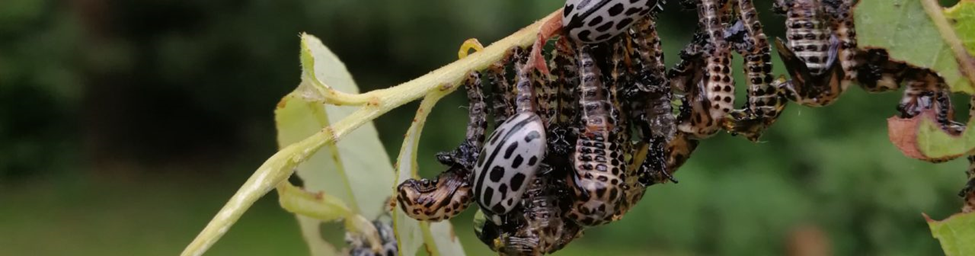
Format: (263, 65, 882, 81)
(562, 0, 657, 44)
(474, 56, 548, 224)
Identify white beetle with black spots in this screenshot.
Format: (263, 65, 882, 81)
(473, 112, 547, 224)
(563, 0, 656, 43)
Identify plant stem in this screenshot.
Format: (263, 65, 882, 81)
(181, 9, 561, 256)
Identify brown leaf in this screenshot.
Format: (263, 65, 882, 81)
(887, 112, 928, 160)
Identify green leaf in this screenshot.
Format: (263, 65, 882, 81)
(887, 110, 975, 161)
(856, 0, 975, 93)
(916, 113, 975, 159)
(876, 1, 975, 161)
(945, 0, 975, 56)
(275, 34, 397, 255)
(391, 88, 466, 256)
(185, 11, 556, 255)
(926, 212, 975, 256)
(277, 182, 355, 223)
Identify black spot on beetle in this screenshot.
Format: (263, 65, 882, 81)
(512, 155, 524, 168)
(588, 16, 604, 27)
(483, 187, 495, 205)
(490, 166, 505, 182)
(615, 18, 634, 30)
(492, 204, 506, 214)
(578, 30, 593, 41)
(504, 141, 519, 158)
(625, 6, 642, 15)
(595, 21, 615, 33)
(608, 3, 625, 16)
(510, 173, 526, 191)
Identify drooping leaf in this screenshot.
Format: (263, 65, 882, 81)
(275, 34, 397, 255)
(856, 0, 975, 93)
(277, 182, 384, 255)
(277, 182, 355, 222)
(925, 212, 975, 256)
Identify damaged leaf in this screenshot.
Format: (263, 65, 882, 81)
(925, 212, 975, 256)
(856, 0, 975, 93)
(887, 109, 975, 162)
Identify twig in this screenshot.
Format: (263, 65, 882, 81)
(180, 9, 561, 256)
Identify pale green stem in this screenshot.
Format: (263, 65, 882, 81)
(180, 9, 560, 256)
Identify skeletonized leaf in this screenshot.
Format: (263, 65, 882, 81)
(275, 34, 397, 255)
(856, 0, 975, 93)
(925, 212, 975, 256)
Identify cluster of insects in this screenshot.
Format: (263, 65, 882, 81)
(390, 0, 975, 254)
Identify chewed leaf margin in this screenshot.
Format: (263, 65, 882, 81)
(925, 212, 975, 256)
(856, 0, 975, 93)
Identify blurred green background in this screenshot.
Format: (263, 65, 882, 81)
(0, 0, 969, 255)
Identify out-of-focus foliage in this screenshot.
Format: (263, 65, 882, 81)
(1, 0, 971, 255)
(0, 0, 80, 180)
